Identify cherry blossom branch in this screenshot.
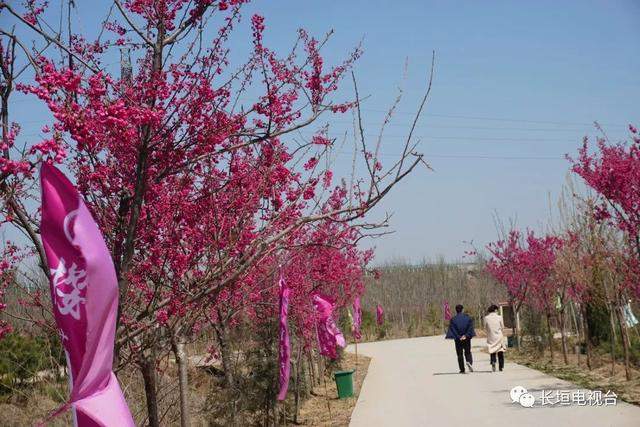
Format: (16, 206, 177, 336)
(0, 2, 100, 74)
(112, 0, 155, 47)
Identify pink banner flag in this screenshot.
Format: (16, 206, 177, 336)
(376, 304, 384, 325)
(313, 294, 345, 359)
(352, 297, 362, 340)
(277, 273, 291, 401)
(40, 164, 134, 426)
(443, 300, 452, 321)
(331, 318, 346, 348)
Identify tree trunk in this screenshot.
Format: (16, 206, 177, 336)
(171, 335, 190, 427)
(293, 347, 302, 424)
(559, 309, 569, 365)
(140, 354, 160, 427)
(308, 353, 317, 386)
(319, 357, 332, 419)
(513, 304, 522, 349)
(215, 319, 235, 389)
(569, 302, 580, 341)
(613, 302, 632, 380)
(609, 305, 617, 376)
(546, 313, 554, 361)
(580, 303, 592, 370)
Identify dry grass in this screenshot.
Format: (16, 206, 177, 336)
(0, 383, 72, 426)
(0, 362, 212, 427)
(0, 350, 371, 426)
(510, 347, 640, 406)
(297, 352, 370, 426)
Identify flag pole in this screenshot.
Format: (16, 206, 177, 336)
(321, 356, 332, 419)
(354, 338, 359, 387)
(313, 323, 332, 419)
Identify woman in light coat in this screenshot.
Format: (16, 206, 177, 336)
(483, 305, 506, 372)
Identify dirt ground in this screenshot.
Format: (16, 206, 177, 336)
(509, 347, 640, 405)
(297, 352, 371, 426)
(0, 386, 72, 427)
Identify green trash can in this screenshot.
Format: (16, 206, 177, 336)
(507, 336, 515, 348)
(334, 370, 355, 399)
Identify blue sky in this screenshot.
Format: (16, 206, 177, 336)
(7, 0, 640, 263)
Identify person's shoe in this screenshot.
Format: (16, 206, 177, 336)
(499, 368, 503, 372)
(459, 371, 466, 374)
(491, 362, 496, 372)
(466, 362, 474, 372)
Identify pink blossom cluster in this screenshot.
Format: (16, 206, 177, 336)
(486, 230, 564, 312)
(569, 125, 640, 297)
(1, 0, 374, 362)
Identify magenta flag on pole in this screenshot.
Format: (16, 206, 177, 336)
(351, 297, 362, 340)
(312, 294, 345, 359)
(40, 164, 134, 426)
(330, 317, 346, 348)
(376, 304, 384, 325)
(443, 301, 452, 322)
(313, 294, 336, 358)
(277, 274, 291, 401)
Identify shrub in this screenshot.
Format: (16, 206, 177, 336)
(0, 332, 50, 394)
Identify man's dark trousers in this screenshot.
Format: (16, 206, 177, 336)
(455, 339, 472, 372)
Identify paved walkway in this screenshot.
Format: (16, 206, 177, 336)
(347, 336, 639, 427)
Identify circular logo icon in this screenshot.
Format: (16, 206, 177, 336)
(519, 392, 535, 408)
(510, 385, 527, 403)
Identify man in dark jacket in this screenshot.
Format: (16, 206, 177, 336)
(445, 304, 475, 373)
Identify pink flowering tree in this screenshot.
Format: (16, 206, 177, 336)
(195, 217, 370, 387)
(521, 231, 563, 360)
(555, 192, 636, 376)
(486, 229, 563, 352)
(0, 1, 431, 424)
(553, 232, 591, 365)
(485, 229, 527, 346)
(569, 125, 640, 299)
(568, 125, 640, 379)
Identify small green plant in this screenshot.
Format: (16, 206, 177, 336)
(0, 332, 51, 394)
(360, 310, 375, 340)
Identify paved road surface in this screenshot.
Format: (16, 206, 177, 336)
(347, 336, 639, 427)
